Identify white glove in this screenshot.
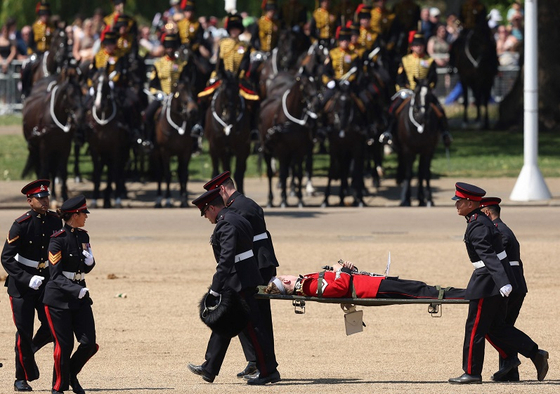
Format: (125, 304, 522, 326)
(78, 288, 89, 299)
(88, 86, 94, 96)
(327, 80, 336, 89)
(82, 248, 94, 266)
(29, 275, 45, 290)
(500, 284, 513, 297)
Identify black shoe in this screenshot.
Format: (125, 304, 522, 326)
(448, 373, 482, 384)
(236, 361, 258, 378)
(243, 371, 260, 380)
(531, 349, 549, 381)
(70, 375, 85, 394)
(188, 363, 215, 383)
(246, 370, 281, 385)
(51, 390, 64, 394)
(491, 356, 521, 381)
(14, 380, 33, 391)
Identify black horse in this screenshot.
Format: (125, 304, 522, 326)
(22, 69, 84, 202)
(321, 80, 369, 207)
(153, 80, 198, 208)
(258, 71, 319, 208)
(394, 78, 441, 207)
(205, 67, 252, 194)
(450, 22, 498, 129)
(85, 68, 130, 209)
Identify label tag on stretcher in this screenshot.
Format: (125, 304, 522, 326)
(344, 309, 364, 336)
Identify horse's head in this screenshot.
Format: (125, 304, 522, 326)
(277, 28, 311, 71)
(90, 68, 113, 111)
(51, 27, 69, 66)
(55, 76, 84, 130)
(296, 68, 321, 117)
(173, 80, 198, 122)
(410, 77, 436, 127)
(217, 69, 242, 125)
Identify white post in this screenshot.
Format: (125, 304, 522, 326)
(510, 0, 551, 201)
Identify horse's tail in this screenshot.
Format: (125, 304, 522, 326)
(21, 146, 38, 179)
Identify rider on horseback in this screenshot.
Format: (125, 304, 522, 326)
(176, 1, 208, 58)
(20, 1, 55, 99)
(310, 0, 337, 49)
(192, 13, 260, 141)
(251, 1, 280, 56)
(144, 33, 190, 148)
(381, 31, 452, 147)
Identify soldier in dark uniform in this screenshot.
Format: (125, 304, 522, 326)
(188, 188, 280, 385)
(380, 32, 451, 147)
(44, 195, 98, 394)
(144, 33, 190, 146)
(448, 183, 549, 384)
(21, 1, 56, 98)
(203, 171, 279, 379)
(479, 197, 528, 382)
(1, 179, 62, 392)
(310, 0, 337, 48)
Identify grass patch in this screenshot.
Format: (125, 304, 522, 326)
(1, 127, 559, 182)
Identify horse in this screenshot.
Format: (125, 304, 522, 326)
(450, 23, 498, 129)
(394, 78, 441, 207)
(152, 80, 198, 208)
(321, 78, 369, 208)
(204, 67, 252, 194)
(258, 71, 319, 208)
(256, 27, 312, 99)
(84, 68, 130, 209)
(22, 69, 84, 203)
(22, 27, 69, 98)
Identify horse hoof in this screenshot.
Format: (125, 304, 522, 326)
(180, 201, 188, 208)
(321, 202, 328, 208)
(280, 202, 287, 209)
(399, 201, 411, 207)
(165, 202, 173, 208)
(74, 176, 82, 184)
(418, 201, 427, 207)
(154, 203, 163, 208)
(427, 201, 434, 207)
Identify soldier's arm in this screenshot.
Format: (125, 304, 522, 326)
(1, 222, 33, 287)
(148, 66, 161, 94)
(427, 60, 437, 89)
(210, 222, 237, 293)
(467, 222, 510, 289)
(395, 62, 409, 90)
(48, 235, 83, 298)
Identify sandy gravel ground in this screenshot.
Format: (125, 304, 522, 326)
(0, 177, 559, 394)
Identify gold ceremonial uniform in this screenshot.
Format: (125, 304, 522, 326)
(88, 49, 122, 86)
(103, 12, 118, 29)
(217, 37, 249, 74)
(460, 2, 486, 30)
(323, 47, 358, 85)
(370, 6, 396, 36)
(396, 53, 435, 91)
(358, 27, 379, 51)
(28, 20, 55, 55)
(312, 8, 336, 40)
(116, 33, 134, 56)
(257, 16, 280, 53)
(149, 55, 188, 95)
(177, 18, 201, 50)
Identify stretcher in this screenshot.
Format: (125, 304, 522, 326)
(255, 286, 469, 317)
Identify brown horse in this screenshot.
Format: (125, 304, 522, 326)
(85, 68, 130, 209)
(153, 80, 198, 208)
(204, 69, 252, 194)
(450, 22, 498, 129)
(394, 78, 441, 207)
(258, 71, 319, 208)
(21, 27, 69, 98)
(321, 81, 369, 208)
(22, 70, 84, 202)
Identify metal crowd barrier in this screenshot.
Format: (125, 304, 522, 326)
(0, 59, 520, 115)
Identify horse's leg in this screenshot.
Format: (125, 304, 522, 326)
(461, 81, 469, 127)
(114, 148, 127, 209)
(304, 144, 315, 196)
(420, 153, 434, 207)
(352, 149, 366, 207)
(399, 154, 413, 207)
(59, 155, 69, 202)
(416, 154, 426, 207)
(321, 154, 334, 208)
(73, 140, 82, 183)
(372, 139, 384, 189)
(265, 153, 274, 208)
(339, 155, 350, 207)
(164, 154, 173, 208)
(234, 152, 248, 195)
(103, 157, 113, 209)
(279, 157, 289, 208)
(178, 152, 191, 208)
(295, 157, 304, 208)
(90, 150, 101, 209)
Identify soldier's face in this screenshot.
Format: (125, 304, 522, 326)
(455, 199, 475, 216)
(275, 275, 298, 294)
(27, 196, 49, 214)
(339, 39, 349, 49)
(411, 44, 425, 55)
(229, 28, 241, 38)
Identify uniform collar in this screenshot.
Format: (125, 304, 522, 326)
(465, 208, 482, 222)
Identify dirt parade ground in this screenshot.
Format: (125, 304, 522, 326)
(0, 177, 559, 393)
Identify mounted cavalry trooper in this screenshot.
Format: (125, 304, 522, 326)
(310, 0, 337, 49)
(380, 31, 451, 147)
(21, 1, 56, 99)
(113, 14, 138, 58)
(144, 33, 189, 147)
(176, 0, 206, 55)
(192, 13, 259, 140)
(251, 0, 280, 56)
(356, 4, 380, 53)
(103, 0, 128, 31)
(1, 179, 62, 392)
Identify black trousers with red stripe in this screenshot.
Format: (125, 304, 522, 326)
(376, 277, 466, 299)
(9, 292, 53, 381)
(202, 288, 278, 377)
(45, 304, 98, 392)
(239, 266, 277, 365)
(463, 295, 537, 376)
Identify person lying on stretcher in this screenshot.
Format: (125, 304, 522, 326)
(265, 261, 466, 299)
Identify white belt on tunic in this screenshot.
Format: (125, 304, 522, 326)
(15, 253, 48, 269)
(253, 232, 268, 242)
(234, 250, 254, 263)
(62, 271, 85, 281)
(472, 251, 510, 269)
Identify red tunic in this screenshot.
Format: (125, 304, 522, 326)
(299, 271, 384, 298)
